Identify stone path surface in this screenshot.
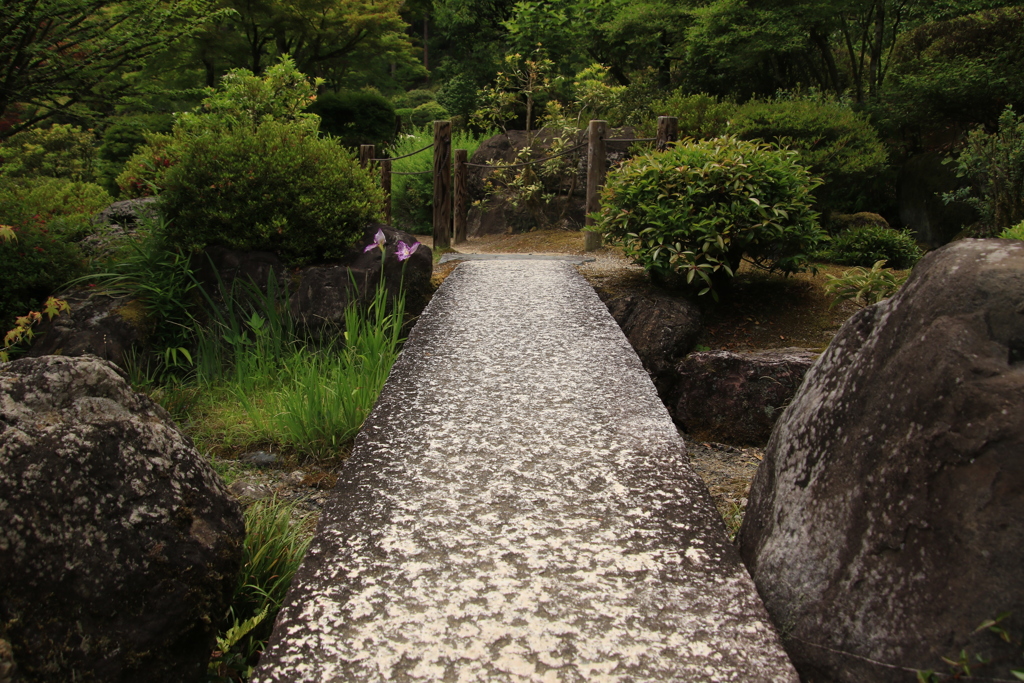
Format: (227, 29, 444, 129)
(254, 260, 796, 682)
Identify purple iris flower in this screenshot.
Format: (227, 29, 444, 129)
(364, 228, 386, 253)
(396, 241, 421, 261)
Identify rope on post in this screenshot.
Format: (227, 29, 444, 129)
(464, 142, 587, 170)
(454, 149, 468, 245)
(584, 120, 607, 252)
(432, 121, 452, 250)
(370, 142, 434, 163)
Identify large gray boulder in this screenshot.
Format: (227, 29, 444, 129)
(605, 293, 702, 402)
(739, 239, 1024, 681)
(672, 349, 818, 446)
(0, 355, 244, 682)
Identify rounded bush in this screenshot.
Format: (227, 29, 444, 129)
(650, 92, 736, 139)
(307, 91, 397, 148)
(596, 136, 825, 296)
(392, 89, 437, 110)
(409, 102, 450, 129)
(158, 122, 383, 265)
(730, 98, 888, 214)
(821, 225, 923, 270)
(97, 115, 173, 193)
(0, 177, 111, 232)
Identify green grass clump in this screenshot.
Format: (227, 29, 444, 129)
(208, 496, 315, 681)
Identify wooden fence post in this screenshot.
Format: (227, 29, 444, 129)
(453, 149, 468, 244)
(359, 144, 374, 169)
(656, 116, 678, 152)
(381, 158, 392, 225)
(584, 119, 607, 252)
(433, 120, 452, 250)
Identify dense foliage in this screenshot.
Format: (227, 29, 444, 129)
(0, 0, 225, 138)
(125, 60, 385, 264)
(730, 97, 889, 215)
(159, 120, 382, 264)
(308, 91, 397, 148)
(885, 7, 1024, 133)
(943, 106, 1024, 235)
(595, 136, 825, 297)
(820, 225, 923, 270)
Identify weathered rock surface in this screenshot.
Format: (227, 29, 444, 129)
(255, 259, 797, 682)
(26, 290, 147, 370)
(672, 349, 818, 446)
(605, 293, 703, 401)
(0, 355, 244, 682)
(79, 197, 160, 261)
(739, 239, 1024, 681)
(290, 224, 433, 334)
(94, 197, 159, 229)
(196, 245, 286, 296)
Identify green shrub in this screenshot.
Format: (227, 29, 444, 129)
(820, 225, 923, 269)
(595, 135, 825, 297)
(409, 101, 450, 129)
(0, 223, 85, 328)
(0, 176, 111, 233)
(116, 132, 177, 198)
(649, 91, 736, 139)
(392, 89, 437, 109)
(730, 97, 888, 215)
(944, 105, 1024, 235)
(437, 75, 479, 123)
(0, 124, 98, 182)
(96, 115, 173, 193)
(118, 56, 324, 199)
(308, 90, 397, 148)
(886, 7, 1024, 133)
(159, 121, 383, 265)
(118, 58, 384, 263)
(1000, 221, 1024, 240)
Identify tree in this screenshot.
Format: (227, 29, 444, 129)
(0, 0, 225, 139)
(190, 0, 423, 91)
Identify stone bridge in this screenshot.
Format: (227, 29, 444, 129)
(254, 258, 796, 682)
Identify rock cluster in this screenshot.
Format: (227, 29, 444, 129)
(672, 349, 819, 445)
(740, 239, 1024, 681)
(605, 293, 702, 400)
(0, 355, 244, 682)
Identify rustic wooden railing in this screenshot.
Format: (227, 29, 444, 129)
(359, 116, 679, 251)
